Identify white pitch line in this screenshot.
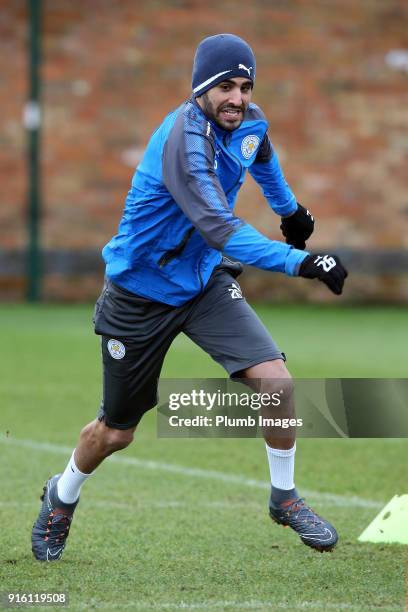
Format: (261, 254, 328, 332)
(71, 600, 401, 611)
(0, 500, 263, 511)
(0, 435, 383, 509)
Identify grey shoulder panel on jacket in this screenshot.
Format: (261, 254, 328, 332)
(184, 100, 217, 143)
(244, 103, 268, 123)
(164, 101, 217, 158)
(254, 132, 274, 163)
(162, 101, 217, 176)
(161, 102, 241, 250)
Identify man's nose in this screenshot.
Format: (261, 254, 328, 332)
(228, 89, 242, 106)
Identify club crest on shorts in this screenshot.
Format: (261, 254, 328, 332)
(241, 134, 260, 159)
(107, 339, 126, 360)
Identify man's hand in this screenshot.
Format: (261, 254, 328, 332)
(280, 204, 314, 250)
(299, 253, 348, 295)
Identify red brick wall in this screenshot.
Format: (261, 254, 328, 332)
(1, 0, 407, 301)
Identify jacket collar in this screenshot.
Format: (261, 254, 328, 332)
(189, 96, 233, 139)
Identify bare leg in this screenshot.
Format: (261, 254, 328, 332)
(31, 418, 137, 561)
(74, 419, 137, 473)
(240, 359, 295, 450)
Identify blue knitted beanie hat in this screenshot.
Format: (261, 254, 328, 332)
(192, 33, 256, 97)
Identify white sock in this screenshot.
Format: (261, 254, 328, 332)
(57, 449, 93, 504)
(265, 443, 296, 490)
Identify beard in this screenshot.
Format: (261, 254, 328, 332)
(199, 93, 246, 131)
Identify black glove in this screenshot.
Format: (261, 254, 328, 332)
(299, 253, 348, 295)
(280, 203, 314, 250)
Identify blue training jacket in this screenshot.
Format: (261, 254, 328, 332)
(102, 98, 308, 306)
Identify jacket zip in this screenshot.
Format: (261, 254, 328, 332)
(197, 252, 205, 292)
(158, 227, 195, 267)
(223, 134, 244, 196)
(159, 225, 204, 291)
(159, 135, 242, 282)
(196, 136, 242, 288)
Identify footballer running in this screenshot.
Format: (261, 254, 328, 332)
(32, 34, 348, 562)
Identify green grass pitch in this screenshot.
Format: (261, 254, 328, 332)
(0, 303, 406, 611)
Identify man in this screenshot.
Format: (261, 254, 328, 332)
(32, 33, 347, 562)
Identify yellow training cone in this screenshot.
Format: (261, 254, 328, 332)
(358, 495, 408, 545)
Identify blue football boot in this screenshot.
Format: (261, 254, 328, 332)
(269, 493, 338, 552)
(32, 474, 78, 561)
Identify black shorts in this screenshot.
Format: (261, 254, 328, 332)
(93, 260, 284, 429)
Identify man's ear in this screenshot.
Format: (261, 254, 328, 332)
(195, 93, 206, 109)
